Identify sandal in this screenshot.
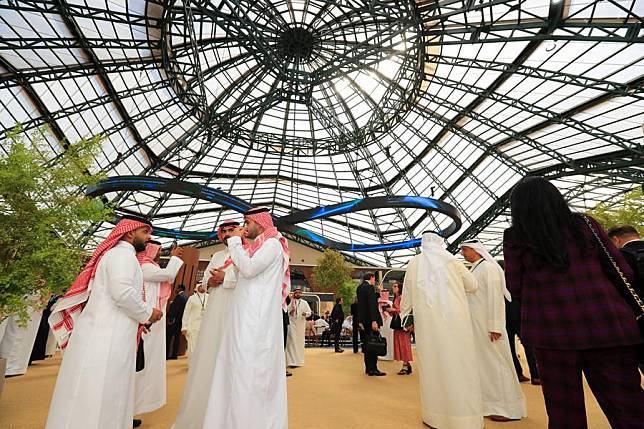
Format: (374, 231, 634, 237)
(397, 366, 407, 375)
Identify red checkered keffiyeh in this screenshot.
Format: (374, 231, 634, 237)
(216, 220, 239, 243)
(221, 210, 291, 309)
(49, 219, 151, 349)
(136, 242, 171, 309)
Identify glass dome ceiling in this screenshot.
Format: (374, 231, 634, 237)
(1, 0, 642, 267)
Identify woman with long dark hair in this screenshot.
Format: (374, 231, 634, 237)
(503, 176, 644, 428)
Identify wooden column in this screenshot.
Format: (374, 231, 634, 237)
(173, 247, 200, 294)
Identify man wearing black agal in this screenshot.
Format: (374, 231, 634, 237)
(356, 273, 385, 376)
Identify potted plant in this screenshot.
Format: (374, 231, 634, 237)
(0, 127, 111, 392)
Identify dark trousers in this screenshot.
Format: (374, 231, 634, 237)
(329, 327, 341, 350)
(352, 324, 360, 353)
(361, 327, 379, 373)
(283, 311, 288, 349)
(320, 329, 331, 346)
(166, 325, 181, 359)
(535, 346, 644, 429)
(507, 317, 539, 379)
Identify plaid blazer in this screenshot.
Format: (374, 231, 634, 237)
(503, 215, 642, 350)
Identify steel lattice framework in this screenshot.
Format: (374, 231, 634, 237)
(1, 0, 642, 266)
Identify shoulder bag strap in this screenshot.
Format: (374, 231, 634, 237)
(582, 215, 644, 320)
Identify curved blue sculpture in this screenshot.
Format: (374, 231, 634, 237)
(87, 176, 462, 252)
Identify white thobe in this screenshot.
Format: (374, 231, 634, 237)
(0, 307, 42, 376)
(401, 255, 484, 429)
(173, 248, 238, 429)
(468, 259, 527, 419)
(181, 291, 208, 361)
(134, 256, 184, 415)
(313, 318, 329, 335)
(46, 241, 151, 429)
(203, 236, 288, 429)
(45, 327, 58, 356)
(285, 298, 311, 367)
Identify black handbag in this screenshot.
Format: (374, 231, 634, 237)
(390, 314, 402, 330)
(364, 333, 387, 357)
(136, 338, 145, 372)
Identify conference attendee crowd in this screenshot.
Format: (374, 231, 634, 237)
(1, 177, 642, 429)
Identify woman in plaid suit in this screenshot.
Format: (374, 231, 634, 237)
(503, 177, 644, 429)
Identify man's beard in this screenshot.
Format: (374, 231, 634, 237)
(133, 239, 147, 252)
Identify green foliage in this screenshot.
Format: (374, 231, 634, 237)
(311, 248, 353, 294)
(0, 127, 112, 322)
(585, 188, 643, 235)
(337, 280, 358, 315)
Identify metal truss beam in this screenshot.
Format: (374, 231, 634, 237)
(0, 56, 67, 145)
(0, 57, 159, 89)
(55, 0, 157, 167)
(0, 80, 171, 141)
(491, 74, 644, 153)
(424, 54, 644, 101)
(0, 0, 162, 28)
(0, 37, 161, 51)
(446, 150, 644, 252)
(436, 74, 644, 209)
(429, 74, 642, 154)
(384, 1, 563, 190)
(424, 19, 644, 45)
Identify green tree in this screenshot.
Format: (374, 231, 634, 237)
(311, 248, 353, 295)
(0, 127, 112, 322)
(585, 188, 643, 235)
(337, 280, 358, 315)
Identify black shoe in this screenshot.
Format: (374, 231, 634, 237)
(133, 419, 142, 427)
(335, 349, 344, 353)
(368, 370, 387, 376)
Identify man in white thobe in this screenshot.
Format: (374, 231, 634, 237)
(285, 287, 311, 367)
(313, 316, 329, 335)
(181, 283, 208, 362)
(203, 207, 289, 429)
(0, 305, 42, 376)
(46, 217, 164, 429)
(401, 232, 483, 429)
(133, 241, 184, 420)
(173, 220, 241, 429)
(461, 240, 527, 422)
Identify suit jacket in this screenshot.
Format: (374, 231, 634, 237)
(167, 292, 188, 327)
(350, 302, 359, 328)
(617, 239, 644, 311)
(504, 215, 641, 350)
(621, 240, 644, 286)
(330, 303, 344, 332)
(356, 281, 382, 328)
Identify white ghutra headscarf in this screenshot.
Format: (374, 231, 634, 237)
(418, 232, 459, 320)
(461, 239, 512, 301)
